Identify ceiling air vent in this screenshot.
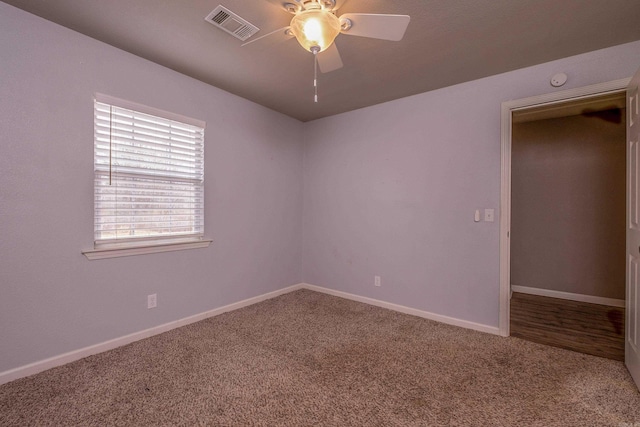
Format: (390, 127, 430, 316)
(205, 5, 259, 42)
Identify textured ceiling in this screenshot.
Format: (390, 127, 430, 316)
(3, 0, 640, 122)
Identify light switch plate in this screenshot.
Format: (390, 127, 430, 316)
(484, 209, 494, 222)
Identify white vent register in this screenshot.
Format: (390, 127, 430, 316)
(205, 5, 259, 41)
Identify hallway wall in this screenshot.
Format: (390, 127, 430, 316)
(511, 111, 626, 299)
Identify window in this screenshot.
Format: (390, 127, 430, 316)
(84, 94, 209, 259)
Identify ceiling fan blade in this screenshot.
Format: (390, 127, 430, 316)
(241, 26, 293, 47)
(339, 13, 410, 41)
(317, 43, 343, 73)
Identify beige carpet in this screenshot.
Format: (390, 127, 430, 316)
(1, 289, 639, 426)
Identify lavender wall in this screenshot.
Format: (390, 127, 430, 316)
(512, 114, 626, 299)
(0, 3, 303, 373)
(302, 40, 640, 328)
(2, 1, 640, 376)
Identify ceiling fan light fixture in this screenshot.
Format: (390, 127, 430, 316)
(290, 9, 340, 52)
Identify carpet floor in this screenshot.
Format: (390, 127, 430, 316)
(1, 289, 639, 426)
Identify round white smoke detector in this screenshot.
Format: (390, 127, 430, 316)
(550, 73, 568, 87)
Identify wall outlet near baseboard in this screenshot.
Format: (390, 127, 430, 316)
(147, 294, 157, 309)
(374, 276, 381, 287)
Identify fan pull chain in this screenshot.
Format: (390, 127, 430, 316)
(311, 46, 320, 103)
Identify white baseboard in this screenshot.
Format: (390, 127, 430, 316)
(0, 283, 304, 386)
(300, 283, 501, 336)
(1, 282, 501, 386)
(511, 285, 625, 308)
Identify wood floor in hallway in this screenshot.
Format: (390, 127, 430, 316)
(510, 292, 625, 361)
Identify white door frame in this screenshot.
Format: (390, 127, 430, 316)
(499, 77, 631, 337)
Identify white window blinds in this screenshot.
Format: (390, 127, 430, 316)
(94, 95, 205, 245)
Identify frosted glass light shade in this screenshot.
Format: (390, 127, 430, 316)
(290, 10, 341, 52)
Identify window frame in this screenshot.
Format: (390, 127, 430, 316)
(83, 94, 211, 260)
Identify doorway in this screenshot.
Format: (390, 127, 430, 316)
(499, 78, 631, 339)
(508, 93, 627, 360)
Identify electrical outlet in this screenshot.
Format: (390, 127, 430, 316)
(374, 276, 381, 287)
(147, 293, 157, 309)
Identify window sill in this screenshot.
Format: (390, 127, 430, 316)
(82, 239, 212, 260)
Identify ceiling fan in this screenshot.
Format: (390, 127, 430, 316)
(243, 0, 410, 101)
